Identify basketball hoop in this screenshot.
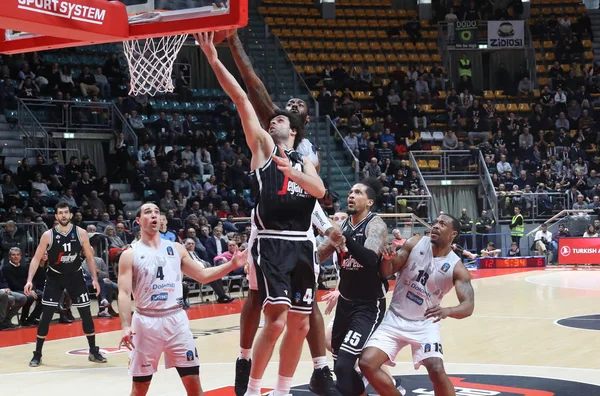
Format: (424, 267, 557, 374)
(123, 32, 188, 97)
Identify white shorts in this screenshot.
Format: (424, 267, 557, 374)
(128, 309, 199, 377)
(364, 310, 443, 370)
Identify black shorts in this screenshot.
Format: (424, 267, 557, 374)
(252, 234, 318, 314)
(42, 269, 90, 309)
(331, 296, 386, 357)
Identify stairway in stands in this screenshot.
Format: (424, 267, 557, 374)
(243, 8, 355, 204)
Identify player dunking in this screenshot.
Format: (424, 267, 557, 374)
(318, 180, 390, 395)
(24, 202, 106, 367)
(117, 203, 247, 396)
(212, 29, 338, 396)
(359, 214, 475, 396)
(197, 31, 326, 396)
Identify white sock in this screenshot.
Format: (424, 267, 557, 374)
(239, 347, 252, 361)
(312, 356, 328, 370)
(246, 377, 261, 395)
(273, 375, 293, 396)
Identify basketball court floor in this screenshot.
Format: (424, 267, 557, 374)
(2, 268, 600, 395)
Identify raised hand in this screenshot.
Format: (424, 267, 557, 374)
(270, 146, 294, 177)
(232, 249, 249, 269)
(194, 31, 217, 61)
(213, 28, 237, 44)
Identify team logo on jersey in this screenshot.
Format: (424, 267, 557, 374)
(151, 292, 168, 301)
(56, 235, 61, 240)
(186, 350, 194, 361)
(167, 246, 174, 256)
(424, 343, 431, 353)
(440, 263, 450, 273)
(294, 292, 301, 304)
(406, 291, 424, 306)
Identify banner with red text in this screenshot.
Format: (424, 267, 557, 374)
(558, 238, 600, 265)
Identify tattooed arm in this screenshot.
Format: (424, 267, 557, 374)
(342, 215, 388, 269)
(448, 262, 475, 319)
(380, 235, 421, 279)
(363, 216, 389, 255)
(228, 31, 278, 127)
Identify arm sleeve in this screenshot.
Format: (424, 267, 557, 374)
(311, 202, 332, 234)
(343, 234, 379, 269)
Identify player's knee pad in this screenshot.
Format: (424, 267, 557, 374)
(176, 365, 199, 377)
(334, 351, 364, 395)
(132, 375, 153, 383)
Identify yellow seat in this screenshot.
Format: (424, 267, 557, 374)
(417, 159, 428, 169)
(483, 90, 495, 100)
(494, 90, 506, 100)
(428, 160, 440, 170)
(506, 103, 518, 112)
(518, 103, 531, 112)
(495, 103, 507, 113)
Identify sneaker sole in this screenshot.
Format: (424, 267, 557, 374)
(88, 356, 107, 363)
(29, 362, 41, 367)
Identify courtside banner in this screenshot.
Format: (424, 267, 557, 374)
(558, 237, 600, 265)
(487, 20, 524, 48)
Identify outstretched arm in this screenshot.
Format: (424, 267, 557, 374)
(196, 32, 272, 158)
(177, 243, 248, 284)
(227, 31, 278, 127)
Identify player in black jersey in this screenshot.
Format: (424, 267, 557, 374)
(318, 179, 389, 395)
(198, 31, 326, 396)
(24, 202, 106, 367)
(213, 29, 337, 396)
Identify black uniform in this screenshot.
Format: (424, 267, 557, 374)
(332, 212, 387, 360)
(42, 225, 90, 309)
(251, 147, 318, 314)
(331, 212, 387, 395)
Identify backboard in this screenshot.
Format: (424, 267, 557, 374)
(0, 0, 247, 54)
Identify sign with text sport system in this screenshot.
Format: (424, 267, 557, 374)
(487, 20, 524, 49)
(558, 237, 600, 265)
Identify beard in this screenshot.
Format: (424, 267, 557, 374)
(346, 208, 357, 215)
(58, 218, 70, 226)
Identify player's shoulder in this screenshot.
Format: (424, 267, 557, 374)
(365, 213, 386, 231)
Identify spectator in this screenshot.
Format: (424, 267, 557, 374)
(442, 130, 458, 150)
(583, 224, 598, 238)
(480, 241, 501, 257)
(0, 267, 27, 329)
(508, 241, 521, 256)
(2, 247, 43, 326)
(533, 224, 553, 260)
(214, 239, 244, 275)
(82, 247, 118, 318)
(184, 239, 233, 303)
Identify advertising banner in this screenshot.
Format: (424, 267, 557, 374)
(454, 20, 477, 49)
(558, 237, 600, 265)
(487, 20, 524, 48)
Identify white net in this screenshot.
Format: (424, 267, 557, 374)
(123, 34, 188, 96)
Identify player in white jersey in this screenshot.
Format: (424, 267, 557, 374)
(359, 214, 475, 396)
(117, 203, 247, 396)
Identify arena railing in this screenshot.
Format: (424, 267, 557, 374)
(495, 190, 572, 221)
(19, 97, 138, 150)
(478, 150, 499, 221)
(17, 98, 51, 159)
(326, 115, 360, 185)
(410, 150, 479, 179)
(24, 147, 80, 165)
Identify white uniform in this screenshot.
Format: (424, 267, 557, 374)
(296, 138, 319, 168)
(247, 201, 331, 290)
(128, 239, 199, 377)
(365, 236, 459, 369)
